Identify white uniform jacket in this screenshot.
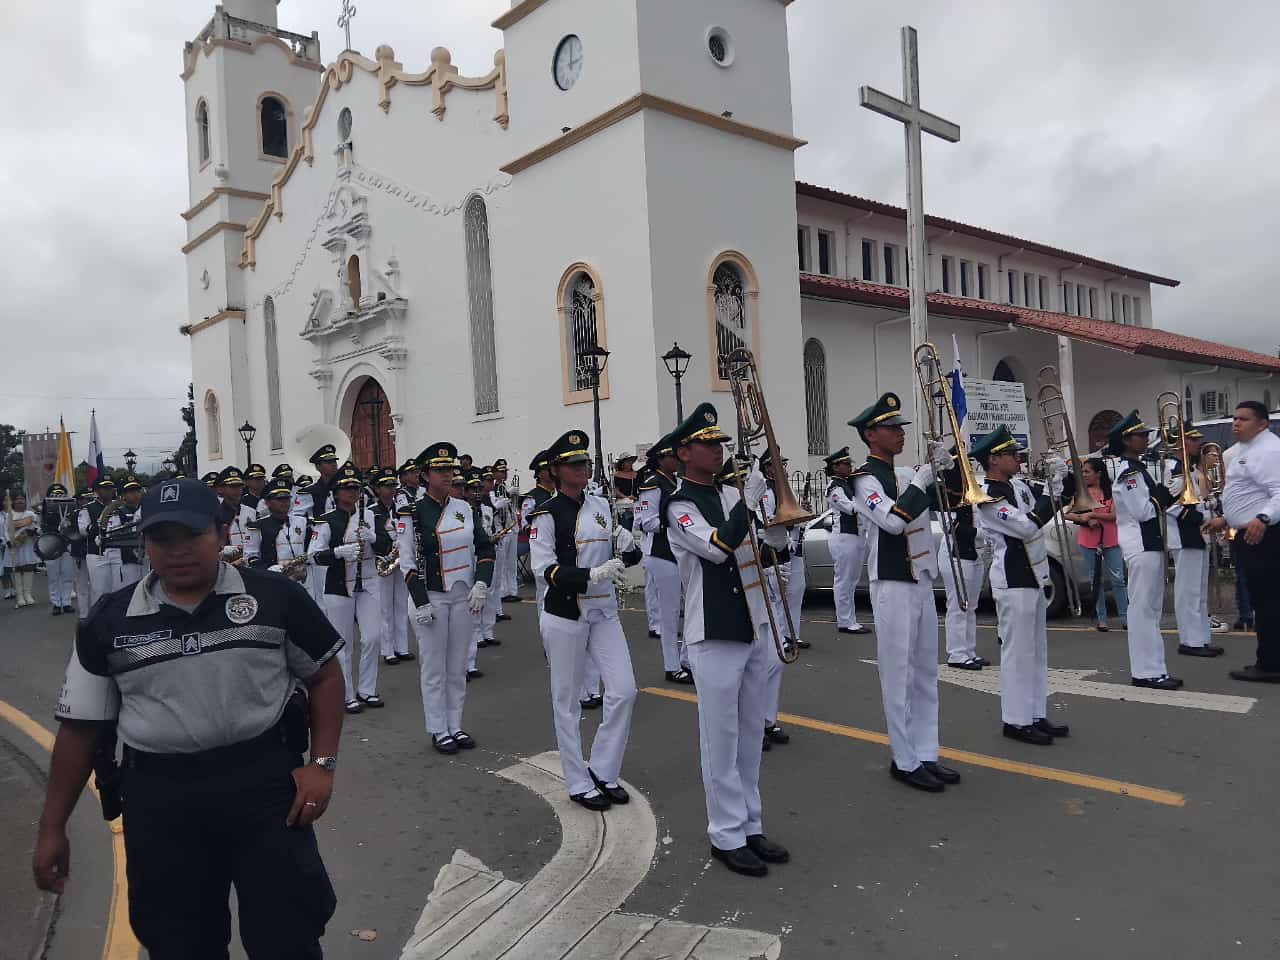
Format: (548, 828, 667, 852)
(975, 476, 1053, 590)
(851, 459, 939, 583)
(529, 492, 640, 620)
(1110, 457, 1175, 560)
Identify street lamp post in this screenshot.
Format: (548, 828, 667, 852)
(661, 341, 692, 425)
(238, 421, 257, 467)
(124, 449, 138, 473)
(582, 343, 611, 491)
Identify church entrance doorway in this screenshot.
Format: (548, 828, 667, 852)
(347, 378, 392, 470)
(1087, 409, 1123, 455)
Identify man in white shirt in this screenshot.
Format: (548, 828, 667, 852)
(1203, 401, 1280, 682)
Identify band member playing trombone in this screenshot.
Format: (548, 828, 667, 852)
(666, 403, 792, 876)
(492, 459, 521, 606)
(1165, 421, 1224, 657)
(971, 427, 1072, 745)
(78, 477, 119, 607)
(635, 436, 693, 683)
(850, 392, 960, 793)
(1106, 412, 1183, 689)
(755, 450, 793, 749)
(939, 453, 987, 670)
(370, 469, 414, 666)
(110, 476, 146, 589)
(824, 446, 869, 636)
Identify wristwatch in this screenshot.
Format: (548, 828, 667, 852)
(310, 756, 338, 772)
(1258, 513, 1272, 525)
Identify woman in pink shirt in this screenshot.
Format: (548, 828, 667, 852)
(1066, 458, 1129, 631)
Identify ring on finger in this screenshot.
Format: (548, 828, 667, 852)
(304, 801, 318, 807)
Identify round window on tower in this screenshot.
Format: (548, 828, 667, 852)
(338, 107, 353, 142)
(707, 26, 734, 67)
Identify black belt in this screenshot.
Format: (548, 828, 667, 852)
(124, 723, 290, 777)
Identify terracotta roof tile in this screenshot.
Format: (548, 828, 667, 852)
(799, 273, 1280, 373)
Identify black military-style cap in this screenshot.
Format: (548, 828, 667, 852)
(465, 475, 483, 489)
(46, 483, 69, 497)
(670, 402, 732, 447)
(968, 425, 1023, 466)
(547, 430, 592, 465)
(481, 465, 495, 479)
(216, 466, 245, 486)
(265, 481, 292, 499)
(823, 445, 852, 467)
(1105, 410, 1151, 454)
(1171, 418, 1203, 440)
(645, 434, 676, 468)
(93, 476, 117, 490)
(373, 467, 397, 486)
(200, 472, 218, 487)
(309, 444, 340, 465)
(397, 459, 420, 476)
(120, 474, 144, 492)
(717, 454, 752, 485)
(849, 392, 911, 435)
(294, 473, 314, 487)
(758, 449, 787, 471)
(528, 450, 551, 472)
(417, 442, 460, 471)
(139, 479, 221, 533)
(493, 458, 508, 470)
(271, 463, 294, 480)
(332, 461, 365, 489)
(245, 463, 267, 479)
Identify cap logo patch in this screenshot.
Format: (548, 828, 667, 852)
(570, 434, 583, 445)
(704, 412, 715, 423)
(594, 512, 608, 529)
(454, 510, 466, 523)
(887, 396, 898, 408)
(160, 483, 180, 503)
(225, 594, 258, 625)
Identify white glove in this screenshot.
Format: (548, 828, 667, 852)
(927, 439, 954, 474)
(774, 561, 791, 587)
(608, 565, 631, 589)
(589, 557, 626, 584)
(761, 523, 789, 551)
(912, 462, 936, 489)
(268, 563, 284, 573)
(743, 467, 768, 512)
(467, 581, 489, 615)
(1044, 453, 1069, 485)
(333, 542, 361, 561)
(413, 602, 436, 625)
(219, 545, 240, 560)
(613, 525, 635, 555)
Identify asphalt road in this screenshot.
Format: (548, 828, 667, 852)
(2, 574, 1277, 958)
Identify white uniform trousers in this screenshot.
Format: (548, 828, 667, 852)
(1172, 548, 1210, 649)
(119, 564, 144, 589)
(74, 559, 91, 619)
(786, 553, 806, 643)
(499, 533, 519, 597)
(685, 625, 772, 851)
(380, 574, 411, 658)
(45, 554, 75, 608)
(869, 579, 940, 772)
(306, 565, 326, 607)
(467, 621, 481, 673)
(994, 587, 1048, 726)
(541, 607, 638, 796)
(85, 555, 120, 606)
(414, 582, 473, 736)
(643, 555, 684, 672)
(644, 566, 661, 634)
(1125, 552, 1169, 679)
(324, 582, 383, 701)
(939, 554, 984, 662)
(762, 567, 787, 726)
(579, 655, 602, 700)
(829, 531, 868, 630)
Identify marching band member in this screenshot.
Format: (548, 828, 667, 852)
(939, 453, 988, 670)
(1203, 400, 1280, 682)
(241, 463, 268, 514)
(529, 430, 641, 811)
(309, 463, 391, 714)
(970, 427, 1071, 745)
(1106, 412, 1183, 689)
(78, 478, 119, 606)
(481, 466, 511, 624)
(635, 437, 693, 683)
(292, 463, 329, 606)
(666, 404, 792, 876)
(200, 472, 218, 488)
(251, 478, 310, 578)
(70, 489, 91, 618)
(467, 475, 499, 674)
(397, 443, 495, 754)
(112, 475, 147, 588)
(520, 450, 556, 611)
(7, 493, 39, 608)
(493, 459, 521, 605)
(215, 467, 260, 566)
(824, 447, 870, 636)
(754, 451, 793, 749)
(394, 459, 424, 512)
(370, 469, 414, 666)
(849, 393, 959, 793)
(301, 444, 341, 519)
(40, 484, 76, 615)
(1164, 422, 1224, 658)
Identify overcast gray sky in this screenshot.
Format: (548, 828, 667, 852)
(3, 0, 1277, 470)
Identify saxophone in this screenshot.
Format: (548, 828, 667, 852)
(376, 544, 400, 577)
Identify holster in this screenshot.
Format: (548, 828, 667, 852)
(93, 725, 123, 822)
(281, 685, 310, 757)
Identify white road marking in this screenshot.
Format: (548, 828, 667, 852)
(400, 751, 782, 959)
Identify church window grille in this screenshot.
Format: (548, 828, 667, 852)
(1063, 282, 1075, 315)
(1038, 276, 1050, 311)
(883, 244, 898, 286)
(196, 100, 211, 165)
(259, 95, 289, 159)
(264, 298, 283, 450)
(204, 391, 222, 458)
(861, 240, 875, 281)
(817, 230, 833, 276)
(1023, 273, 1035, 309)
(465, 196, 500, 415)
(941, 256, 954, 294)
(960, 260, 972, 297)
(338, 107, 353, 142)
(977, 263, 989, 300)
(1088, 287, 1098, 318)
(713, 262, 749, 382)
(568, 273, 601, 394)
(803, 338, 830, 456)
(1007, 270, 1017, 304)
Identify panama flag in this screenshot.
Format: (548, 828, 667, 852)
(85, 410, 105, 487)
(949, 333, 967, 440)
(53, 417, 76, 494)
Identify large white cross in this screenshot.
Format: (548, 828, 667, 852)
(860, 27, 960, 450)
(337, 0, 358, 52)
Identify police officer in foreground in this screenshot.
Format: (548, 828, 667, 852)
(33, 478, 346, 959)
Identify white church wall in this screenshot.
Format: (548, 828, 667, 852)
(183, 57, 223, 205)
(189, 321, 236, 472)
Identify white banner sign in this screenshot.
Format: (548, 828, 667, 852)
(964, 378, 1030, 448)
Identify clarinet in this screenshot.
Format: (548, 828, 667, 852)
(352, 496, 366, 593)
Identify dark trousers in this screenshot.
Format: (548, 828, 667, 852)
(1238, 525, 1280, 671)
(121, 736, 336, 959)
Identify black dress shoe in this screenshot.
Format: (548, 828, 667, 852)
(648, 630, 661, 639)
(1003, 723, 1053, 745)
(487, 637, 503, 646)
(761, 734, 771, 751)
(710, 844, 768, 877)
(665, 669, 694, 684)
(1034, 718, 1069, 738)
(397, 652, 416, 662)
(794, 637, 811, 649)
(745, 834, 790, 863)
(922, 761, 960, 784)
(1178, 644, 1224, 657)
(451, 730, 476, 749)
(1230, 664, 1280, 683)
(383, 654, 401, 665)
(974, 656, 991, 667)
(62, 605, 76, 614)
(579, 694, 604, 710)
(889, 762, 945, 792)
(358, 694, 385, 708)
(432, 734, 458, 755)
(837, 625, 869, 635)
(1131, 675, 1183, 690)
(764, 724, 790, 745)
(589, 768, 629, 804)
(502, 595, 521, 603)
(570, 790, 611, 812)
(947, 658, 983, 670)
(495, 613, 512, 623)
(344, 699, 365, 715)
(51, 607, 62, 616)
(466, 669, 484, 681)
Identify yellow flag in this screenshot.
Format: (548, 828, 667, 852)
(54, 417, 75, 493)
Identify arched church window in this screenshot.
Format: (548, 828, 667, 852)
(1088, 409, 1123, 454)
(803, 338, 829, 455)
(713, 262, 748, 383)
(195, 99, 211, 165)
(338, 107, 353, 142)
(204, 391, 222, 458)
(992, 358, 1017, 382)
(465, 196, 499, 415)
(264, 298, 283, 450)
(259, 94, 289, 159)
(346, 254, 362, 310)
(556, 264, 609, 404)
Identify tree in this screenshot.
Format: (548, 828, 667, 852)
(0, 424, 25, 498)
(173, 382, 198, 476)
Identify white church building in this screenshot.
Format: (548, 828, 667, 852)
(180, 0, 1280, 478)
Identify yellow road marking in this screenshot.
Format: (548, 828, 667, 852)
(641, 687, 1186, 808)
(0, 700, 141, 959)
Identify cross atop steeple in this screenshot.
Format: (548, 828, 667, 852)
(337, 0, 357, 52)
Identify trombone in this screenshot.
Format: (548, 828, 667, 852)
(914, 342, 994, 611)
(1156, 390, 1201, 582)
(1036, 365, 1101, 618)
(723, 347, 812, 664)
(1201, 441, 1228, 621)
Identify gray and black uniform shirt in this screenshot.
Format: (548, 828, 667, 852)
(75, 563, 342, 754)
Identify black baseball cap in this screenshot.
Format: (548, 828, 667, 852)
(139, 479, 222, 533)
